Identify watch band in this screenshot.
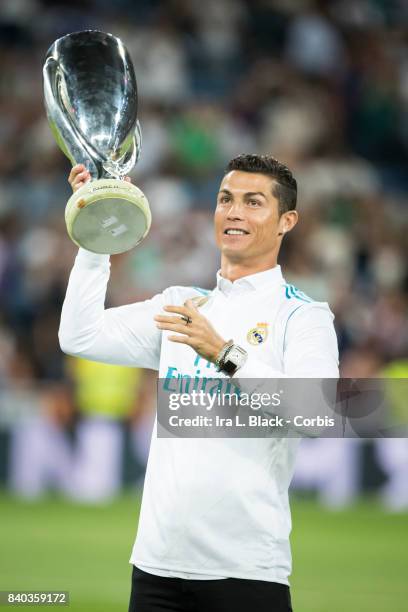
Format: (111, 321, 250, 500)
(215, 339, 234, 371)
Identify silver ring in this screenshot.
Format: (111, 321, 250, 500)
(181, 315, 192, 325)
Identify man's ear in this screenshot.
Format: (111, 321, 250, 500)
(278, 210, 298, 236)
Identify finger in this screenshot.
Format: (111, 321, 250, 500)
(69, 164, 85, 182)
(72, 179, 88, 192)
(185, 299, 198, 312)
(168, 335, 193, 345)
(164, 305, 194, 317)
(156, 322, 193, 334)
(70, 170, 89, 185)
(72, 174, 91, 192)
(154, 315, 187, 324)
(72, 163, 85, 174)
(124, 176, 132, 183)
(77, 171, 91, 183)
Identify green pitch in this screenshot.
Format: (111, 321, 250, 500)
(0, 491, 407, 611)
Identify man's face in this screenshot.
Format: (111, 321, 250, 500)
(214, 170, 286, 262)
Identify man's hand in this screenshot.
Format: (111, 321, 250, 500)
(154, 299, 227, 363)
(68, 164, 91, 192)
(68, 164, 132, 193)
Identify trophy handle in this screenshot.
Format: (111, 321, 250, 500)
(134, 119, 142, 165)
(43, 57, 101, 178)
(102, 120, 142, 179)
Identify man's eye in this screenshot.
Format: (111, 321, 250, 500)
(248, 200, 260, 207)
(219, 196, 230, 204)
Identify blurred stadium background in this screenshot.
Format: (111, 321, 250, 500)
(0, 0, 407, 610)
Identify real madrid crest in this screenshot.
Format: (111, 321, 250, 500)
(247, 322, 269, 345)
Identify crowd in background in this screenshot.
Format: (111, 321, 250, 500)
(0, 0, 407, 505)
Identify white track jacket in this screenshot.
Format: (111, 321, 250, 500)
(59, 248, 339, 585)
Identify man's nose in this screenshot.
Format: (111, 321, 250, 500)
(226, 201, 245, 219)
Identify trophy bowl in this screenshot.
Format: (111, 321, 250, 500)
(43, 30, 151, 254)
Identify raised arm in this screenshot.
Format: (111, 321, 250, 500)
(59, 248, 164, 369)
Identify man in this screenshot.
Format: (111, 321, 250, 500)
(59, 154, 339, 612)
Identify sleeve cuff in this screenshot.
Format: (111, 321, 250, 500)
(75, 248, 110, 269)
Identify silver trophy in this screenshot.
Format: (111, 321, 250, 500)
(43, 30, 151, 254)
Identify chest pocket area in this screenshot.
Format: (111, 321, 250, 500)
(235, 315, 284, 371)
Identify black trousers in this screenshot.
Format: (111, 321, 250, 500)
(128, 566, 293, 612)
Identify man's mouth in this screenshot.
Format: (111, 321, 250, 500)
(223, 228, 250, 235)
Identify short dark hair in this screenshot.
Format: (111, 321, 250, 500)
(226, 154, 297, 215)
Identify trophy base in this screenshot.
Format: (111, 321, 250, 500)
(65, 179, 151, 255)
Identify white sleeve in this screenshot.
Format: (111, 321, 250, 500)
(58, 248, 164, 370)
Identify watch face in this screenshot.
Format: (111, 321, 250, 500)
(227, 349, 238, 363)
(222, 345, 247, 375)
(228, 347, 246, 365)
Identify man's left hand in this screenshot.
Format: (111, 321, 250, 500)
(154, 299, 226, 363)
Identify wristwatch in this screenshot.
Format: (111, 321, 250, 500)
(215, 341, 248, 376)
